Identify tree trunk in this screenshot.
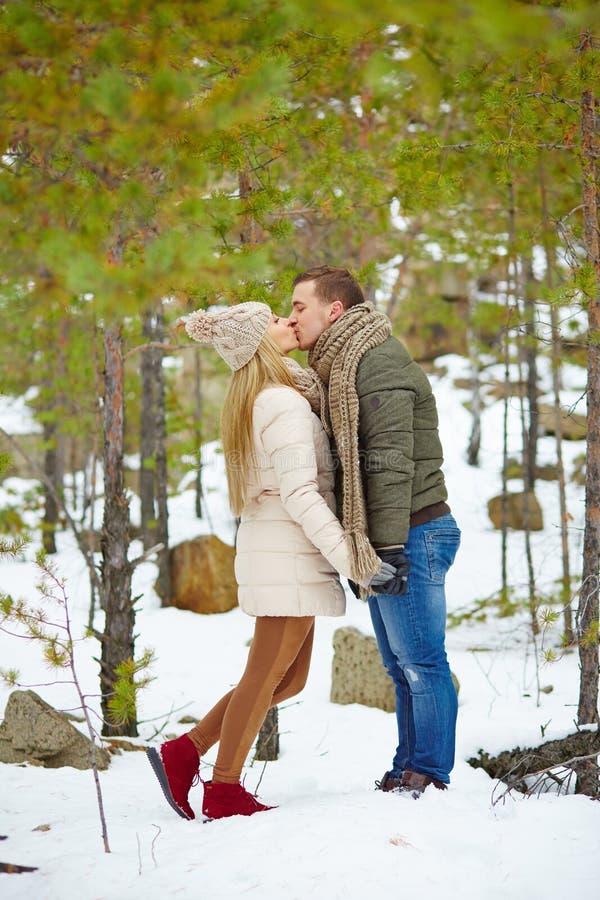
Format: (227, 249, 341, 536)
(87, 321, 103, 631)
(239, 169, 259, 245)
(100, 325, 136, 737)
(509, 186, 538, 637)
(42, 417, 60, 554)
(522, 253, 539, 491)
(255, 706, 280, 761)
(577, 39, 600, 747)
(41, 328, 66, 554)
(194, 349, 203, 519)
(153, 306, 171, 603)
(501, 310, 510, 600)
(140, 308, 159, 551)
(538, 160, 573, 644)
(466, 286, 482, 467)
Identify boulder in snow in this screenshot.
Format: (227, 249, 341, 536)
(0, 690, 110, 770)
(331, 626, 459, 713)
(163, 534, 238, 614)
(487, 491, 544, 531)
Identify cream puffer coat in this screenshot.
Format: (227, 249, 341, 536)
(235, 386, 352, 617)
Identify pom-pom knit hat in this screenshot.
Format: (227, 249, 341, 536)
(184, 302, 271, 371)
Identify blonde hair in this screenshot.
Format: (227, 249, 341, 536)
(221, 332, 300, 516)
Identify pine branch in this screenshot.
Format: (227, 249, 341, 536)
(525, 91, 579, 111)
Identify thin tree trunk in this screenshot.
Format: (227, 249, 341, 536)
(538, 160, 573, 644)
(508, 185, 538, 639)
(87, 319, 102, 631)
(466, 286, 482, 466)
(41, 328, 66, 554)
(42, 416, 60, 554)
(576, 35, 600, 767)
(522, 253, 539, 491)
(239, 169, 259, 245)
(140, 308, 159, 551)
(255, 706, 279, 761)
(100, 325, 136, 738)
(501, 301, 510, 601)
(194, 349, 203, 519)
(517, 373, 540, 641)
(153, 306, 171, 603)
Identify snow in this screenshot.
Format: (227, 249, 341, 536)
(1, 354, 598, 900)
(0, 388, 41, 436)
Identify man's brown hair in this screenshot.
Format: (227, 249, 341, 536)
(292, 265, 365, 310)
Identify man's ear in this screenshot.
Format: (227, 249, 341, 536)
(329, 300, 344, 322)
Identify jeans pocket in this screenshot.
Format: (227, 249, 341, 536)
(424, 529, 461, 583)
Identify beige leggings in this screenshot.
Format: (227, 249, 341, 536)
(187, 615, 315, 783)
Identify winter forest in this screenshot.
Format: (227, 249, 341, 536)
(1, 1, 599, 897)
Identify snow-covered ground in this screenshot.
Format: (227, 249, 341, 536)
(1, 354, 598, 900)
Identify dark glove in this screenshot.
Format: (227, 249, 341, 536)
(347, 579, 361, 599)
(372, 546, 410, 595)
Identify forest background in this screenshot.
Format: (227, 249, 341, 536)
(0, 0, 599, 800)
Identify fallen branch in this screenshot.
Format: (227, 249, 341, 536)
(468, 728, 600, 797)
(491, 751, 600, 804)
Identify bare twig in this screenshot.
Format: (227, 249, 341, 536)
(151, 825, 161, 868)
(129, 543, 164, 569)
(253, 759, 269, 796)
(124, 341, 186, 359)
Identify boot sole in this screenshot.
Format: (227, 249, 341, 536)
(146, 747, 194, 821)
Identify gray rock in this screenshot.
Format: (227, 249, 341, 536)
(331, 626, 396, 712)
(0, 690, 110, 770)
(331, 626, 460, 713)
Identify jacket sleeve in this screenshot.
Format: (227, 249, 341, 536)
(255, 388, 352, 579)
(356, 351, 415, 546)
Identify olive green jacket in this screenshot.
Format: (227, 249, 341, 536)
(334, 336, 448, 546)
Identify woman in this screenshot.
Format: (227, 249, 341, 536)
(146, 302, 392, 822)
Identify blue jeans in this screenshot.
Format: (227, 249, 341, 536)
(368, 513, 461, 784)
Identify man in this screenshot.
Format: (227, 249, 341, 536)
(289, 265, 461, 797)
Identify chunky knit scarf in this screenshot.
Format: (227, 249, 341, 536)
(284, 358, 327, 420)
(307, 303, 391, 584)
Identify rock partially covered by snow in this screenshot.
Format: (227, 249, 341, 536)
(0, 690, 110, 770)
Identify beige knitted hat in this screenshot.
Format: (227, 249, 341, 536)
(184, 302, 271, 371)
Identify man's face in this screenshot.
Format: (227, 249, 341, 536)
(289, 280, 343, 351)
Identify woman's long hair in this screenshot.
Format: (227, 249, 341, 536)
(221, 332, 300, 516)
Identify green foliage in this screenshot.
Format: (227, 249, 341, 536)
(0, 667, 20, 687)
(0, 504, 29, 537)
(106, 649, 156, 727)
(448, 587, 522, 628)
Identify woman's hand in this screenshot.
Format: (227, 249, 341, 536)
(359, 560, 397, 591)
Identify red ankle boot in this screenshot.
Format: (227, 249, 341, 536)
(202, 780, 275, 821)
(146, 734, 200, 820)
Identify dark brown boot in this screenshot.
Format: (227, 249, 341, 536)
(398, 769, 448, 798)
(375, 771, 404, 792)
